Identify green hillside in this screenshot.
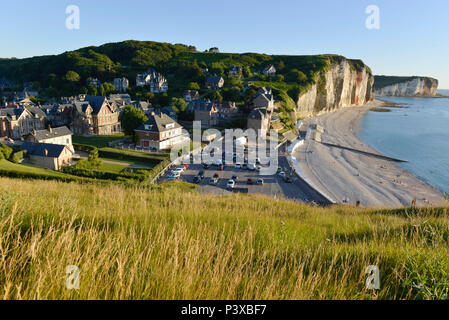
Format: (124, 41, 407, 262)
(0, 177, 448, 300)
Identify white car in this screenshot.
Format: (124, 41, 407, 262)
(226, 180, 235, 189)
(169, 171, 181, 178)
(172, 168, 184, 175)
(215, 159, 223, 166)
(278, 171, 286, 178)
(248, 163, 256, 171)
(256, 165, 262, 172)
(235, 163, 242, 169)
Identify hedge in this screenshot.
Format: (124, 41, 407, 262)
(73, 143, 98, 156)
(61, 166, 148, 182)
(10, 151, 27, 164)
(98, 148, 169, 166)
(0, 168, 94, 184)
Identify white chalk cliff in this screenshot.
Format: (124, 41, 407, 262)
(373, 76, 438, 97)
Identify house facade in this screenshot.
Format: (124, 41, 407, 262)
(0, 107, 46, 140)
(26, 126, 74, 153)
(228, 66, 242, 78)
(206, 76, 224, 90)
(136, 68, 168, 93)
(193, 101, 219, 128)
(113, 78, 129, 92)
(135, 113, 189, 151)
(253, 90, 275, 111)
(183, 90, 200, 103)
(247, 108, 271, 136)
(21, 142, 73, 171)
(263, 65, 277, 76)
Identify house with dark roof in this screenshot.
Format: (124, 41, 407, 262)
(253, 91, 275, 111)
(206, 76, 224, 90)
(228, 66, 242, 78)
(192, 100, 218, 128)
(263, 65, 277, 76)
(247, 108, 271, 135)
(0, 107, 46, 140)
(183, 90, 200, 103)
(161, 106, 178, 121)
(71, 96, 121, 135)
(136, 68, 168, 93)
(134, 113, 189, 151)
(21, 141, 73, 170)
(26, 126, 74, 153)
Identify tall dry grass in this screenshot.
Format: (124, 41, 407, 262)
(0, 177, 448, 300)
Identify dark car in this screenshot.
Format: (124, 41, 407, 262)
(213, 173, 220, 179)
(193, 176, 201, 184)
(246, 178, 254, 185)
(203, 163, 210, 169)
(242, 163, 248, 170)
(218, 165, 224, 171)
(284, 176, 293, 183)
(231, 175, 238, 182)
(198, 170, 205, 179)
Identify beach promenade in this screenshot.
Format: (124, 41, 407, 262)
(293, 101, 444, 208)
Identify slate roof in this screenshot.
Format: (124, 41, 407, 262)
(83, 96, 110, 114)
(135, 113, 182, 133)
(21, 142, 70, 158)
(249, 108, 268, 120)
(0, 108, 25, 120)
(32, 126, 72, 141)
(206, 76, 224, 84)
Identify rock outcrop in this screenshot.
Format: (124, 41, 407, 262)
(373, 76, 438, 97)
(295, 59, 374, 118)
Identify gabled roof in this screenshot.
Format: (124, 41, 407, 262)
(31, 126, 72, 141)
(189, 100, 216, 112)
(21, 142, 71, 158)
(27, 107, 46, 118)
(0, 107, 26, 120)
(135, 113, 182, 133)
(206, 76, 224, 84)
(249, 108, 268, 120)
(83, 96, 111, 114)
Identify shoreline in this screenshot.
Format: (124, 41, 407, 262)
(293, 100, 444, 208)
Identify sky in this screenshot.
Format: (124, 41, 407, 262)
(1, 0, 448, 88)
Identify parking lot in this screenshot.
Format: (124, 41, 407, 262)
(161, 156, 330, 204)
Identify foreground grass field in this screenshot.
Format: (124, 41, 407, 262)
(0, 177, 448, 300)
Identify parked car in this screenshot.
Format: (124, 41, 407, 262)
(213, 173, 220, 179)
(218, 165, 224, 171)
(277, 167, 282, 174)
(246, 178, 254, 185)
(226, 180, 235, 189)
(183, 164, 189, 169)
(173, 167, 185, 174)
(167, 174, 179, 181)
(256, 158, 261, 165)
(242, 163, 248, 170)
(284, 176, 293, 183)
(256, 165, 262, 172)
(248, 163, 256, 171)
(193, 176, 201, 184)
(203, 163, 210, 169)
(209, 177, 218, 185)
(215, 159, 223, 166)
(235, 163, 242, 169)
(257, 178, 264, 185)
(278, 171, 286, 178)
(231, 175, 238, 182)
(198, 170, 205, 179)
(169, 171, 181, 178)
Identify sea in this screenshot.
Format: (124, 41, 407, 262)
(358, 90, 449, 195)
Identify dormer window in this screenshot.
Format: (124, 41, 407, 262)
(165, 123, 175, 129)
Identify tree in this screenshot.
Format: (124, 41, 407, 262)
(211, 91, 223, 102)
(87, 84, 97, 96)
(287, 69, 308, 83)
(64, 70, 80, 82)
(188, 82, 201, 90)
(102, 83, 115, 95)
(120, 105, 148, 136)
(171, 98, 187, 113)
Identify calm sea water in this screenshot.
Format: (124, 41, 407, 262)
(358, 90, 449, 195)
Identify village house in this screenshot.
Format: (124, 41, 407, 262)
(183, 90, 200, 103)
(136, 68, 168, 93)
(215, 101, 239, 122)
(21, 141, 73, 171)
(134, 112, 189, 151)
(131, 101, 153, 115)
(192, 100, 219, 128)
(206, 76, 224, 90)
(71, 96, 121, 136)
(263, 64, 277, 76)
(161, 106, 178, 121)
(113, 77, 129, 92)
(26, 126, 74, 153)
(0, 107, 46, 140)
(41, 103, 73, 128)
(228, 66, 242, 78)
(108, 93, 132, 106)
(253, 88, 275, 111)
(247, 108, 271, 136)
(87, 78, 101, 88)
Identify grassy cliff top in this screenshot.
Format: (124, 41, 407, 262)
(0, 40, 371, 93)
(0, 177, 448, 300)
(374, 75, 438, 89)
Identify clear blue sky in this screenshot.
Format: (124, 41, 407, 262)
(1, 0, 448, 88)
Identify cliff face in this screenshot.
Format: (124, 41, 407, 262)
(373, 76, 438, 97)
(295, 59, 374, 118)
